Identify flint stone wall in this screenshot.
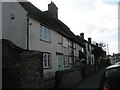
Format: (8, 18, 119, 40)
(2, 39, 43, 88)
(55, 69, 83, 88)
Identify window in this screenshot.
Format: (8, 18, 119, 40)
(105, 68, 120, 78)
(69, 47, 72, 55)
(43, 53, 51, 68)
(68, 41, 72, 47)
(63, 37, 68, 48)
(63, 56, 69, 66)
(82, 48, 84, 53)
(73, 43, 76, 49)
(69, 57, 72, 65)
(40, 25, 51, 42)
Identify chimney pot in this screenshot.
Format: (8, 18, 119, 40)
(96, 43, 98, 47)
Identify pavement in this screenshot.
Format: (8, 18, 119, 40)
(72, 67, 106, 89)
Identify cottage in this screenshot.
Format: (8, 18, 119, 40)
(2, 0, 85, 79)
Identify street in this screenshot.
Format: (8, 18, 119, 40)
(72, 67, 106, 89)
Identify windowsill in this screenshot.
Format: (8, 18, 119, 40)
(63, 46, 69, 49)
(64, 65, 69, 67)
(40, 39, 51, 43)
(43, 67, 52, 69)
(69, 46, 72, 48)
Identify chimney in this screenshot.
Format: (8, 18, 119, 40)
(96, 43, 98, 47)
(48, 1, 58, 18)
(88, 37, 91, 44)
(113, 53, 114, 56)
(80, 33, 84, 39)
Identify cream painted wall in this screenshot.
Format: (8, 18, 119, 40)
(29, 17, 63, 76)
(2, 2, 27, 49)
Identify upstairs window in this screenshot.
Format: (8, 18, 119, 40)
(68, 41, 72, 47)
(73, 43, 76, 49)
(40, 25, 51, 42)
(63, 37, 68, 48)
(82, 48, 84, 53)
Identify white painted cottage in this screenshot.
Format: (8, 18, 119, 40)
(2, 0, 86, 79)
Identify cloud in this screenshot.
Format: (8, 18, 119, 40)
(84, 0, 117, 33)
(58, 0, 117, 36)
(109, 41, 118, 54)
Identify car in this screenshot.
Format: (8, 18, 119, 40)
(115, 59, 120, 63)
(99, 65, 120, 90)
(115, 62, 120, 65)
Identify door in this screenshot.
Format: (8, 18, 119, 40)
(58, 55, 63, 71)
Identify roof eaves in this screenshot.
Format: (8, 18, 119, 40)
(19, 2, 72, 40)
(29, 14, 71, 38)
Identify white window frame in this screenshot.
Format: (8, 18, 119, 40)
(82, 48, 84, 53)
(69, 57, 72, 64)
(63, 37, 68, 48)
(40, 25, 51, 42)
(73, 43, 76, 49)
(63, 55, 69, 67)
(43, 53, 51, 68)
(69, 47, 72, 55)
(68, 40, 72, 47)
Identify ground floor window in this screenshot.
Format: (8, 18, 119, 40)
(43, 53, 51, 68)
(69, 56, 73, 68)
(63, 55, 69, 67)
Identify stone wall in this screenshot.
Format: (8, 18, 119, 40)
(2, 39, 43, 88)
(55, 69, 83, 88)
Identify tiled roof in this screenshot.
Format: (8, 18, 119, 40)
(19, 2, 85, 47)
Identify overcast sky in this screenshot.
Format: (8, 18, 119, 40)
(27, 0, 119, 55)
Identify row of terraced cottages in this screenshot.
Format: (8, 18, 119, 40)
(2, 1, 96, 79)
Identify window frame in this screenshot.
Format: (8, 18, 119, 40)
(43, 53, 51, 69)
(63, 37, 69, 48)
(40, 25, 51, 42)
(63, 55, 69, 67)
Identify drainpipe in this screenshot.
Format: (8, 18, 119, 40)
(27, 14, 29, 50)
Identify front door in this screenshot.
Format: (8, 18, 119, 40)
(58, 55, 63, 71)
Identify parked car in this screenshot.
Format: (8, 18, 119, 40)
(115, 62, 120, 65)
(115, 59, 120, 63)
(99, 64, 120, 90)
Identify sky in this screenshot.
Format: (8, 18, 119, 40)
(27, 0, 119, 55)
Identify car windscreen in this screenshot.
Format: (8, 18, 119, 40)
(105, 68, 120, 78)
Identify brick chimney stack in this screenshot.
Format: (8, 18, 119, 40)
(88, 37, 91, 44)
(96, 43, 98, 47)
(80, 33, 84, 39)
(48, 1, 58, 18)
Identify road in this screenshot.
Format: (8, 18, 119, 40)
(72, 67, 106, 89)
